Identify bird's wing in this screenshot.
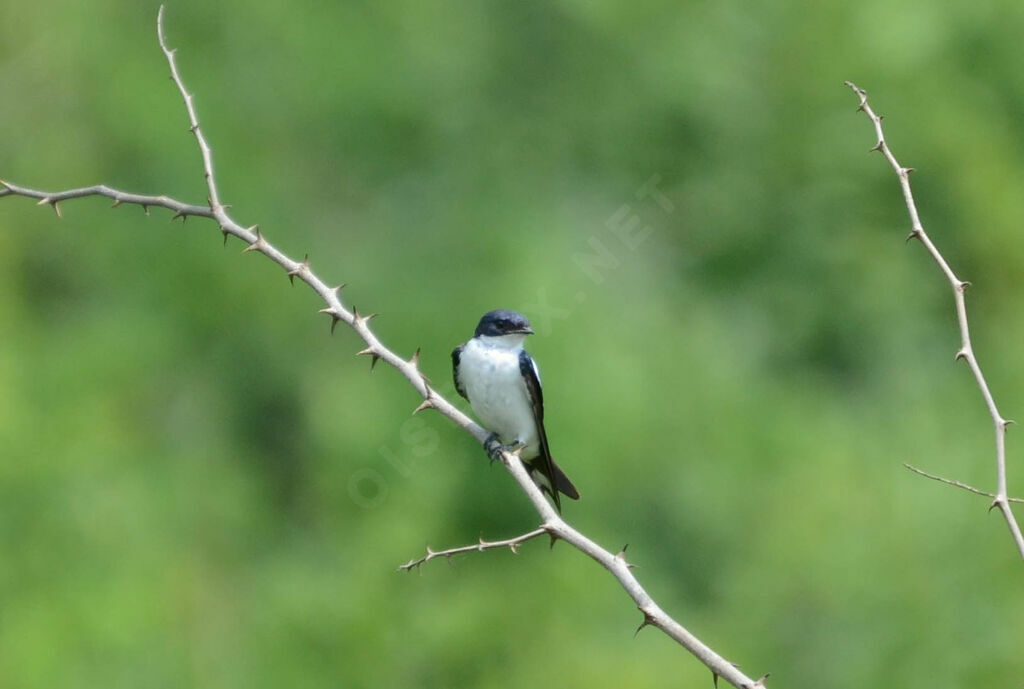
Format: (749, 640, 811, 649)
(451, 344, 468, 401)
(518, 350, 579, 510)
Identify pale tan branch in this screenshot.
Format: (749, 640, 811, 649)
(0, 7, 765, 688)
(399, 527, 549, 571)
(846, 81, 1024, 562)
(903, 464, 1024, 504)
(157, 5, 224, 217)
(0, 180, 211, 221)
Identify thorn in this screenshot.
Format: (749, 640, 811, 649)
(332, 284, 346, 296)
(221, 228, 230, 247)
(989, 498, 1000, 513)
(356, 347, 381, 371)
(318, 308, 342, 334)
(957, 280, 971, 292)
(955, 348, 968, 362)
(869, 140, 884, 153)
(1002, 419, 1016, 430)
(615, 544, 629, 559)
(548, 532, 559, 550)
(410, 347, 421, 367)
(0, 179, 9, 190)
(37, 197, 62, 217)
(142, 204, 150, 216)
(353, 307, 379, 326)
(412, 398, 434, 415)
(905, 229, 921, 242)
(189, 124, 199, 134)
(242, 227, 263, 253)
(634, 612, 655, 637)
(110, 199, 122, 208)
(288, 254, 310, 285)
(750, 673, 770, 688)
(171, 209, 187, 222)
(902, 167, 916, 175)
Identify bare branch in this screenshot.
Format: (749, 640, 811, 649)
(846, 81, 1024, 562)
(0, 180, 211, 220)
(0, 7, 766, 688)
(398, 528, 549, 571)
(903, 464, 1024, 504)
(157, 5, 225, 218)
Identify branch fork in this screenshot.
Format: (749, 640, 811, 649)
(846, 81, 1024, 562)
(0, 7, 771, 687)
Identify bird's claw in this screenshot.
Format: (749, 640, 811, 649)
(484, 433, 504, 462)
(484, 433, 524, 463)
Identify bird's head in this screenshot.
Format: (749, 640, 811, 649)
(474, 309, 535, 339)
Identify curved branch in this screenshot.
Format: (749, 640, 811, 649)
(0, 7, 767, 688)
(846, 81, 1024, 562)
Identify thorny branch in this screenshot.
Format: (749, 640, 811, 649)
(398, 528, 549, 571)
(0, 7, 766, 688)
(846, 81, 1024, 563)
(0, 183, 211, 221)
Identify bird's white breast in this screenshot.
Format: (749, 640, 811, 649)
(459, 336, 540, 457)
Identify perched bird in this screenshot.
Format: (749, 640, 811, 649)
(452, 309, 580, 511)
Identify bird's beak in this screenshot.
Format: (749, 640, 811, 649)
(516, 326, 535, 335)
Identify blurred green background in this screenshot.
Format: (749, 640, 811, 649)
(2, 1, 1023, 687)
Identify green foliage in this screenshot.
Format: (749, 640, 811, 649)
(2, 1, 1023, 687)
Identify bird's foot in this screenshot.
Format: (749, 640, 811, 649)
(484, 433, 525, 463)
(484, 433, 504, 462)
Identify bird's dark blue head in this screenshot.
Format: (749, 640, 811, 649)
(474, 309, 534, 338)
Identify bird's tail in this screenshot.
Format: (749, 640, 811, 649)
(552, 460, 580, 501)
(527, 456, 580, 512)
